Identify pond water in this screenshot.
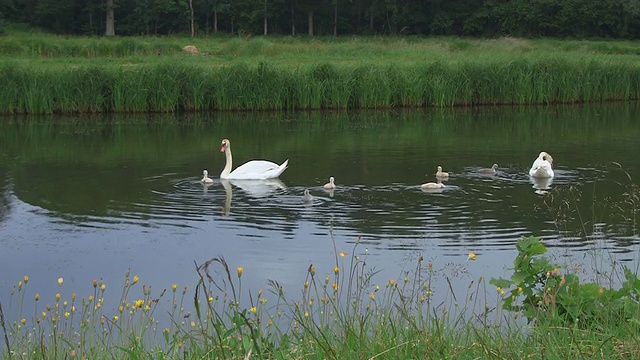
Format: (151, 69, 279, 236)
(1, 104, 640, 314)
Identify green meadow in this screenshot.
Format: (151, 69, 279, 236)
(1, 33, 640, 114)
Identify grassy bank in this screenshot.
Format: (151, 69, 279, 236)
(1, 237, 639, 359)
(1, 34, 640, 114)
(0, 57, 639, 114)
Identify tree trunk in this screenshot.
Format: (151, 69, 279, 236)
(308, 10, 313, 36)
(263, 0, 268, 35)
(290, 1, 295, 35)
(105, 0, 115, 36)
(188, 0, 195, 37)
(333, 0, 338, 37)
(369, 0, 375, 33)
(214, 6, 218, 33)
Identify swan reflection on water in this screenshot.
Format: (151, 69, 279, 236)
(531, 176, 553, 195)
(219, 178, 288, 216)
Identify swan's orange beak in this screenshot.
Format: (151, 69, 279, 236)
(220, 145, 226, 152)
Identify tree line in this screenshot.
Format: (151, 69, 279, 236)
(1, 0, 640, 38)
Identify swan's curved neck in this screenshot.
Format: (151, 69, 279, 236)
(221, 147, 233, 179)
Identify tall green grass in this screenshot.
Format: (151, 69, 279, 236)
(1, 56, 639, 114)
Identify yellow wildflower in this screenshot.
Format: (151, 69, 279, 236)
(250, 307, 257, 314)
(369, 292, 375, 300)
(132, 275, 139, 284)
(237, 267, 243, 278)
(134, 299, 144, 308)
(339, 251, 346, 258)
(172, 284, 177, 292)
(24, 275, 29, 283)
(467, 251, 477, 261)
(35, 293, 40, 301)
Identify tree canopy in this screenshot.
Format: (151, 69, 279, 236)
(0, 0, 639, 38)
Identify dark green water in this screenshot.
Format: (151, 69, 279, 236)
(1, 104, 639, 307)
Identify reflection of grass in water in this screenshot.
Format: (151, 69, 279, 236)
(2, 238, 639, 358)
(543, 165, 640, 244)
(1, 104, 639, 167)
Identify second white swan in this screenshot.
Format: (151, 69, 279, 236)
(529, 151, 554, 178)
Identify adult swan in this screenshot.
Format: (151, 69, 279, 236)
(529, 151, 554, 178)
(220, 138, 289, 180)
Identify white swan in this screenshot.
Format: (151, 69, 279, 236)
(200, 169, 214, 184)
(529, 151, 554, 178)
(479, 164, 499, 174)
(220, 138, 289, 180)
(323, 176, 336, 190)
(436, 166, 449, 179)
(421, 182, 445, 191)
(302, 189, 314, 203)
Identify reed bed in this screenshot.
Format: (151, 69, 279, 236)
(1, 56, 639, 114)
(2, 236, 639, 359)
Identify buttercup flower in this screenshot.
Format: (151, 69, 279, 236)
(237, 267, 243, 278)
(467, 251, 477, 261)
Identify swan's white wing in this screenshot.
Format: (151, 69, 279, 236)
(227, 159, 289, 180)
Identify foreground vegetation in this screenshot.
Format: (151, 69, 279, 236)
(1, 237, 639, 359)
(1, 34, 640, 114)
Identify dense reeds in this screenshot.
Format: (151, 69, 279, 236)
(1, 34, 640, 114)
(1, 56, 639, 114)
